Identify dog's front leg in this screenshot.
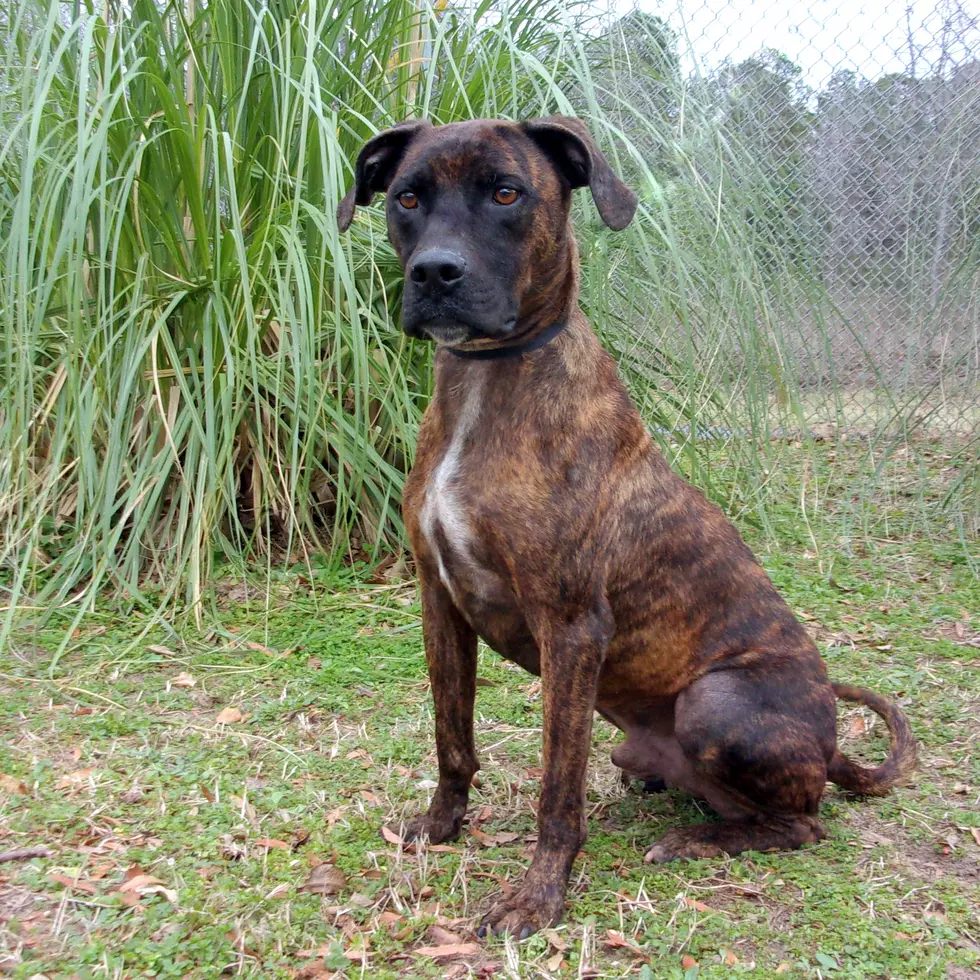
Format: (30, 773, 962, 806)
(479, 602, 612, 938)
(400, 572, 478, 844)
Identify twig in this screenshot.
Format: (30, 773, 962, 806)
(0, 846, 53, 863)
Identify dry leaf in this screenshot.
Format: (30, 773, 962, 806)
(172, 671, 196, 688)
(470, 828, 521, 848)
(603, 930, 650, 962)
(952, 782, 970, 794)
(215, 706, 243, 724)
(48, 873, 96, 894)
(381, 826, 405, 846)
(543, 929, 567, 951)
(55, 768, 96, 790)
(775, 964, 791, 974)
(969, 828, 980, 847)
(265, 883, 290, 900)
(415, 943, 481, 960)
(683, 896, 712, 913)
(117, 874, 177, 903)
(724, 949, 739, 967)
(848, 715, 868, 737)
(293, 962, 335, 979)
(230, 795, 258, 827)
(681, 955, 699, 969)
(300, 864, 347, 896)
(256, 838, 291, 851)
(427, 925, 464, 946)
(246, 641, 278, 655)
(0, 773, 29, 795)
(546, 951, 564, 972)
(147, 644, 177, 656)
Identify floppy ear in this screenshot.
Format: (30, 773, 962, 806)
(337, 120, 431, 232)
(522, 116, 637, 231)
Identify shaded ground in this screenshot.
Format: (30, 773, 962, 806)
(1, 460, 978, 979)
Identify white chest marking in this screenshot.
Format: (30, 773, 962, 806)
(421, 378, 484, 598)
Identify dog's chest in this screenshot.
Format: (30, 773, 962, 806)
(420, 379, 498, 602)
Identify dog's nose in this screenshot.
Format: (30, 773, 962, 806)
(409, 249, 466, 290)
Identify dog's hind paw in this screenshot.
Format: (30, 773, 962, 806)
(644, 826, 725, 863)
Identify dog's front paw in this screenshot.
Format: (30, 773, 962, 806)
(395, 808, 463, 845)
(476, 881, 565, 939)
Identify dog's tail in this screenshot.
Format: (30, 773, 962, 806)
(827, 684, 917, 795)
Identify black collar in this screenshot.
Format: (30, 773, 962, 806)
(447, 320, 568, 360)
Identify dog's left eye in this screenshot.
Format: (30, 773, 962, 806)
(397, 191, 419, 210)
(493, 187, 520, 206)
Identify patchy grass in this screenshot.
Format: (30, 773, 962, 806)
(1, 454, 979, 979)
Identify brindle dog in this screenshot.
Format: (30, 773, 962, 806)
(337, 116, 917, 939)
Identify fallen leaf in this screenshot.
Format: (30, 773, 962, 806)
(381, 826, 405, 846)
(427, 925, 464, 946)
(146, 644, 177, 656)
(969, 828, 980, 847)
(683, 896, 712, 913)
(48, 873, 96, 894)
(215, 706, 243, 724)
(246, 641, 278, 655)
(230, 795, 258, 827)
(300, 864, 347, 896)
(603, 930, 650, 962)
(265, 882, 290, 900)
(723, 948, 739, 967)
(55, 768, 97, 790)
(546, 951, 564, 971)
(775, 964, 791, 974)
(952, 782, 970, 794)
(293, 962, 335, 979)
(199, 783, 216, 803)
(681, 955, 699, 969)
(172, 671, 196, 688)
(256, 838, 291, 851)
(117, 874, 177, 903)
(848, 715, 868, 737)
(0, 774, 29, 795)
(415, 943, 481, 960)
(470, 828, 521, 848)
(543, 929, 567, 951)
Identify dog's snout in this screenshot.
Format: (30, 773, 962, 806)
(409, 249, 466, 290)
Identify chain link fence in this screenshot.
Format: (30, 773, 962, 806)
(601, 0, 979, 448)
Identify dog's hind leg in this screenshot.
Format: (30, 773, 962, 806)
(645, 664, 836, 863)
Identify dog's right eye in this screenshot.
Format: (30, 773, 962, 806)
(396, 191, 419, 210)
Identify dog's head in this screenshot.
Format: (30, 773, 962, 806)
(337, 117, 637, 347)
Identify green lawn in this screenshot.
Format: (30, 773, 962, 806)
(1, 459, 978, 979)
